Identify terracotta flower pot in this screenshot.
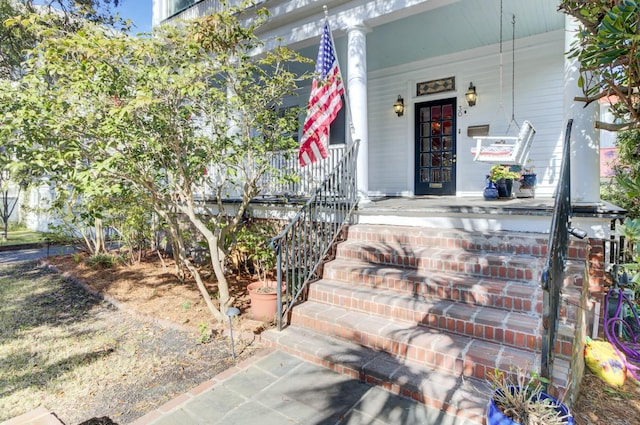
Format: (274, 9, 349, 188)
(247, 280, 281, 322)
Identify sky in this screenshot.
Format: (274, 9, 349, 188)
(116, 0, 153, 33)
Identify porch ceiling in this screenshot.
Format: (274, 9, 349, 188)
(289, 0, 564, 72)
(365, 0, 564, 72)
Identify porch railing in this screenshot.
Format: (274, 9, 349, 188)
(270, 140, 360, 331)
(260, 145, 347, 198)
(540, 119, 574, 386)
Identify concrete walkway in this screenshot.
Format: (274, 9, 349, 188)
(0, 245, 77, 263)
(130, 349, 475, 425)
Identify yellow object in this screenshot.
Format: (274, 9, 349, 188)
(584, 337, 627, 387)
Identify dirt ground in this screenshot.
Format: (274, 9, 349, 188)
(40, 251, 640, 425)
(33, 252, 265, 424)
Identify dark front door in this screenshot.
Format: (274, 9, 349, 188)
(414, 98, 457, 195)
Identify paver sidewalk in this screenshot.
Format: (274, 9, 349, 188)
(131, 349, 475, 425)
(1, 407, 64, 425)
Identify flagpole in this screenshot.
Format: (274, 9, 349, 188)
(323, 6, 357, 147)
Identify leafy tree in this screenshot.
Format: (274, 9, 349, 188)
(2, 3, 309, 321)
(559, 1, 640, 131)
(601, 130, 640, 218)
(1, 0, 124, 79)
(0, 0, 126, 242)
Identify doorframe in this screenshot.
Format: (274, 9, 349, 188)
(413, 96, 457, 196)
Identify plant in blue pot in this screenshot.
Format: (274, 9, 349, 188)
(489, 165, 521, 199)
(486, 368, 574, 425)
(517, 160, 537, 198)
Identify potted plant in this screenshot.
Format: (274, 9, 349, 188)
(235, 223, 281, 321)
(516, 160, 537, 198)
(489, 165, 521, 199)
(486, 368, 574, 425)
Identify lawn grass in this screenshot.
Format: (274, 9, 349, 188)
(0, 262, 122, 421)
(0, 261, 240, 424)
(0, 229, 47, 246)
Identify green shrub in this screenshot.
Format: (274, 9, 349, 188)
(85, 253, 122, 269)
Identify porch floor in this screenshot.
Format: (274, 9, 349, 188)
(357, 196, 625, 219)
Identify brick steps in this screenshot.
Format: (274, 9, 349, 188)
(263, 224, 586, 424)
(288, 299, 542, 379)
(308, 278, 542, 351)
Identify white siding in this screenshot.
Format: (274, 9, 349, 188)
(367, 30, 565, 197)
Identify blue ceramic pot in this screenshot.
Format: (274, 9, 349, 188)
(495, 178, 513, 198)
(520, 174, 537, 188)
(484, 177, 499, 200)
(486, 388, 574, 425)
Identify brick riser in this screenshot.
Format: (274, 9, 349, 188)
(337, 240, 569, 283)
(323, 258, 542, 314)
(322, 258, 584, 325)
(345, 224, 588, 261)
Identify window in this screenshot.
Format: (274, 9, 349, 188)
(164, 0, 200, 20)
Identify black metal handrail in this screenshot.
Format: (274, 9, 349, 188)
(270, 140, 360, 331)
(540, 119, 573, 386)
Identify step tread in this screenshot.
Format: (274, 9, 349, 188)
(337, 239, 546, 261)
(310, 278, 541, 338)
(289, 299, 542, 377)
(335, 240, 545, 281)
(323, 257, 583, 296)
(262, 325, 490, 424)
(323, 257, 541, 294)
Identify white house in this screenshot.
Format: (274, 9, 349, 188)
(151, 2, 623, 416)
(154, 0, 600, 206)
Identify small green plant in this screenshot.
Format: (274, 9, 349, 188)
(522, 159, 536, 175)
(233, 223, 276, 282)
(85, 253, 122, 269)
(197, 322, 212, 344)
(487, 367, 570, 425)
(73, 253, 81, 263)
(490, 165, 521, 182)
(181, 301, 193, 312)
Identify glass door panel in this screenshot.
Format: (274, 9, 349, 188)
(414, 98, 457, 195)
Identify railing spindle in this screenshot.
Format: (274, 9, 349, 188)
(271, 141, 360, 330)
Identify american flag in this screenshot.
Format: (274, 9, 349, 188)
(298, 20, 344, 167)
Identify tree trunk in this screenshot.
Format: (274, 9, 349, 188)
(94, 218, 106, 254)
(208, 236, 233, 313)
(156, 207, 222, 320)
(179, 203, 233, 318)
(178, 248, 224, 322)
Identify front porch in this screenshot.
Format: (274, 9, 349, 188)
(248, 194, 624, 239)
(356, 195, 624, 237)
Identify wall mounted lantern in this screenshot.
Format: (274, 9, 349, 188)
(465, 83, 477, 107)
(393, 95, 405, 116)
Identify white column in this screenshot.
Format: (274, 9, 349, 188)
(347, 24, 370, 200)
(564, 15, 600, 206)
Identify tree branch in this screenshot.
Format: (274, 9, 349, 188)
(594, 121, 640, 131)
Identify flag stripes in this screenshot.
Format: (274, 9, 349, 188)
(299, 20, 344, 167)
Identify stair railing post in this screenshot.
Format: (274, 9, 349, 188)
(275, 238, 283, 331)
